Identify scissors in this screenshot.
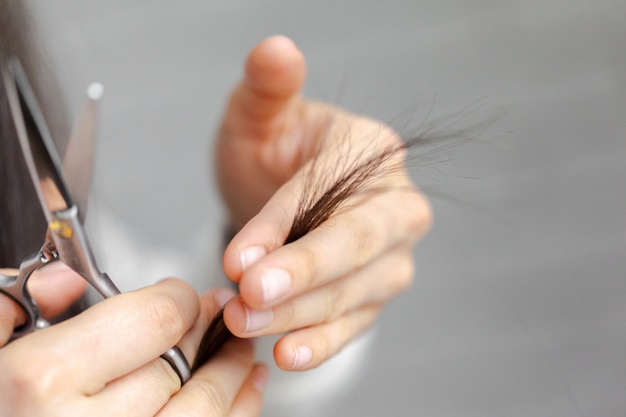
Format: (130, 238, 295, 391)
(0, 59, 191, 385)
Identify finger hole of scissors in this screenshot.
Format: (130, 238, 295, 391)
(27, 262, 87, 319)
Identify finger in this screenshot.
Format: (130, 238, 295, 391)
(156, 338, 257, 417)
(236, 187, 430, 310)
(3, 278, 200, 395)
(0, 268, 23, 346)
(92, 289, 233, 415)
(222, 35, 306, 136)
(222, 110, 429, 288)
(220, 107, 394, 281)
(0, 264, 86, 346)
(90, 355, 183, 416)
(227, 364, 268, 417)
(28, 262, 87, 318)
(274, 305, 380, 371)
(216, 36, 309, 229)
(223, 246, 414, 337)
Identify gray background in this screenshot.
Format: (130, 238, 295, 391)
(29, 1, 626, 416)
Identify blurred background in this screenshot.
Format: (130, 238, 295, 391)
(29, 0, 625, 416)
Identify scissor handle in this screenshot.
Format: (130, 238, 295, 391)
(0, 250, 52, 340)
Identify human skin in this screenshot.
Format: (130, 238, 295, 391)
(0, 268, 267, 416)
(0, 35, 431, 413)
(215, 36, 432, 371)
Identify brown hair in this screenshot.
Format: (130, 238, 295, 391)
(0, 0, 495, 376)
(0, 0, 69, 266)
(191, 107, 496, 372)
(192, 136, 409, 372)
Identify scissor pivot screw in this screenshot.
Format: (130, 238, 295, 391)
(49, 220, 74, 239)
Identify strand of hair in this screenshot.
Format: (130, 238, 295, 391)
(191, 107, 499, 373)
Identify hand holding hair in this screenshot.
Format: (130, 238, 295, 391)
(196, 36, 432, 372)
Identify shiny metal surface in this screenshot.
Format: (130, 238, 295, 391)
(0, 250, 51, 338)
(63, 83, 102, 222)
(2, 55, 191, 384)
(4, 59, 72, 217)
(29, 1, 626, 415)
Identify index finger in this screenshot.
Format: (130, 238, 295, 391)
(222, 112, 406, 283)
(3, 278, 200, 395)
(239, 186, 430, 312)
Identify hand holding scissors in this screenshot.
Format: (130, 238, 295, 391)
(0, 59, 267, 416)
(0, 59, 189, 384)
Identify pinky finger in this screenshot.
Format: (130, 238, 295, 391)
(228, 364, 268, 417)
(273, 305, 380, 372)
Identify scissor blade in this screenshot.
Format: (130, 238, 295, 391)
(63, 83, 103, 222)
(2, 59, 74, 222)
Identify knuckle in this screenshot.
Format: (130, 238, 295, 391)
(145, 293, 188, 341)
(402, 190, 433, 239)
(355, 220, 379, 256)
(343, 212, 380, 265)
(323, 315, 359, 359)
(186, 378, 229, 416)
(294, 244, 322, 289)
(337, 317, 355, 346)
(393, 255, 415, 294)
(0, 351, 62, 409)
(322, 287, 346, 323)
(276, 300, 297, 329)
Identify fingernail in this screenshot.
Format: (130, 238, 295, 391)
(252, 364, 270, 392)
(244, 305, 274, 333)
(290, 346, 313, 370)
(260, 268, 291, 304)
(240, 246, 266, 271)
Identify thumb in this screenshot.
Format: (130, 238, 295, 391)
(216, 36, 308, 228)
(223, 35, 307, 135)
